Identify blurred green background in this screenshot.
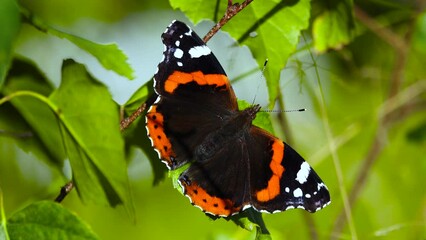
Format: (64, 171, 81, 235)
(0, 0, 425, 239)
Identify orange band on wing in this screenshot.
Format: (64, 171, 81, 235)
(255, 140, 285, 202)
(181, 179, 241, 216)
(164, 71, 228, 93)
(146, 105, 176, 164)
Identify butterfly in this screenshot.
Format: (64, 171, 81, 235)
(145, 20, 330, 216)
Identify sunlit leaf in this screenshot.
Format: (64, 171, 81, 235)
(7, 201, 98, 240)
(170, 0, 310, 107)
(312, 0, 355, 52)
(49, 60, 132, 209)
(21, 8, 134, 80)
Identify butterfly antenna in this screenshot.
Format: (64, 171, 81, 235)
(251, 59, 269, 106)
(263, 108, 306, 113)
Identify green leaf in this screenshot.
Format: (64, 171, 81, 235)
(412, 12, 426, 55)
(1, 58, 66, 167)
(312, 0, 355, 52)
(21, 8, 134, 80)
(231, 209, 271, 240)
(7, 201, 98, 240)
(49, 60, 132, 209)
(170, 0, 311, 107)
(0, 0, 21, 88)
(123, 79, 154, 116)
(51, 31, 135, 80)
(170, 0, 220, 23)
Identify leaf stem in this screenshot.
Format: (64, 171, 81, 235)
(0, 91, 59, 113)
(0, 188, 10, 240)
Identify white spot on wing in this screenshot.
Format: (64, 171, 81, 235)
(296, 162, 311, 184)
(145, 125, 154, 146)
(317, 182, 326, 191)
(185, 29, 193, 36)
(153, 96, 162, 104)
(189, 46, 211, 58)
(242, 205, 252, 211)
(305, 193, 311, 198)
(175, 40, 180, 47)
(177, 62, 183, 67)
(162, 160, 172, 170)
(174, 48, 183, 59)
(293, 188, 303, 197)
(285, 187, 290, 193)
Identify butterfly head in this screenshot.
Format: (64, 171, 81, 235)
(243, 104, 261, 122)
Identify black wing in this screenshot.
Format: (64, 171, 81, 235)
(146, 20, 238, 169)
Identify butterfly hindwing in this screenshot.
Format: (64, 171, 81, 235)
(248, 127, 330, 213)
(178, 137, 251, 216)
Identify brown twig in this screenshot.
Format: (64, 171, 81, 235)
(120, 103, 147, 131)
(203, 0, 254, 43)
(331, 6, 416, 238)
(54, 181, 74, 203)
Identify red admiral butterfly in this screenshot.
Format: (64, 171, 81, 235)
(146, 20, 330, 217)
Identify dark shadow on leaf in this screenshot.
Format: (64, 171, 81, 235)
(122, 80, 168, 185)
